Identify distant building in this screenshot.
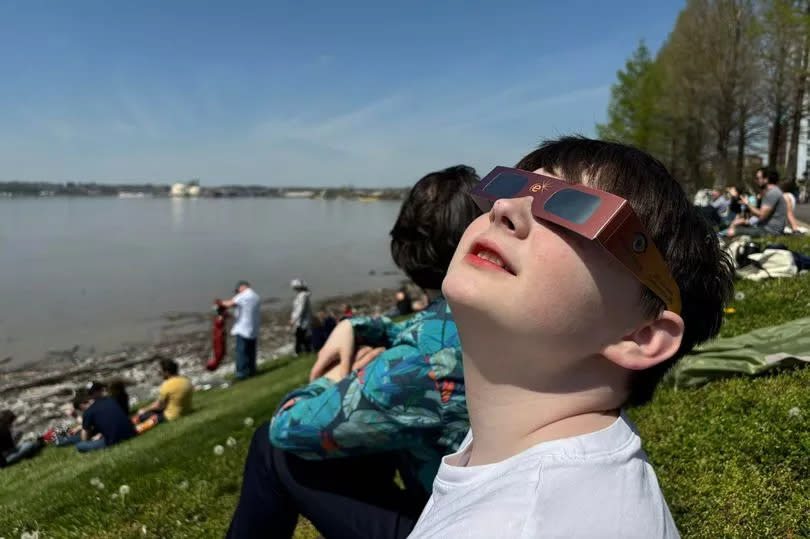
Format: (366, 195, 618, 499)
(170, 181, 201, 198)
(284, 190, 315, 198)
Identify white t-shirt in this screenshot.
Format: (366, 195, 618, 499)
(231, 288, 261, 339)
(408, 412, 679, 539)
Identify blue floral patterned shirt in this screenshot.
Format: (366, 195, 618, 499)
(269, 296, 467, 493)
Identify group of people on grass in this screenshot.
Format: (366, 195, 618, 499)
(700, 167, 807, 237)
(223, 136, 737, 538)
(0, 358, 193, 467)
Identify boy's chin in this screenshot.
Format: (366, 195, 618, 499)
(442, 272, 498, 315)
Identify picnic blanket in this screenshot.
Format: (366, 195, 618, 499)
(663, 317, 810, 390)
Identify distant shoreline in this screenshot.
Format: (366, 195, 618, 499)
(0, 183, 408, 201)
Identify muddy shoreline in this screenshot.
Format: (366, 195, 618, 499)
(0, 287, 402, 439)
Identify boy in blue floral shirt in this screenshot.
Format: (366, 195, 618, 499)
(228, 165, 482, 539)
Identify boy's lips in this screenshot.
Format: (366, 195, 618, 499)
(465, 239, 516, 275)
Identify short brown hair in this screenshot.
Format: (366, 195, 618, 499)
(160, 358, 179, 376)
(390, 165, 483, 290)
(516, 136, 734, 405)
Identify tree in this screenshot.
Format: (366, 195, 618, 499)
(596, 41, 663, 152)
(597, 0, 810, 192)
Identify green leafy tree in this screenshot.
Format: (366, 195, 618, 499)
(597, 41, 662, 152)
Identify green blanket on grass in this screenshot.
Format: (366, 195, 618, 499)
(663, 317, 810, 390)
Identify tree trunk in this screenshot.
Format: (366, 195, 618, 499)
(736, 106, 747, 186)
(770, 37, 790, 168)
(786, 1, 810, 179)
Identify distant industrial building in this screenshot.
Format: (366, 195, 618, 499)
(170, 180, 201, 197)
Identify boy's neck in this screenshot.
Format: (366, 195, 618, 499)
(460, 347, 625, 467)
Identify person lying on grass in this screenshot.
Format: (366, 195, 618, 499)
(407, 137, 735, 538)
(227, 165, 482, 539)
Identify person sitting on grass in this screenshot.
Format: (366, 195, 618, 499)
(72, 386, 136, 453)
(227, 164, 483, 539)
(106, 378, 131, 416)
(0, 410, 44, 468)
(309, 309, 337, 351)
(406, 137, 735, 538)
(726, 167, 787, 237)
(50, 381, 108, 447)
(136, 358, 193, 424)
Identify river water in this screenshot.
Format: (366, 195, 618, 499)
(0, 197, 405, 367)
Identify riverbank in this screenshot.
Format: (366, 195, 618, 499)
(0, 286, 402, 439)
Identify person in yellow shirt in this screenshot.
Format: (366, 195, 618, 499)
(136, 359, 193, 423)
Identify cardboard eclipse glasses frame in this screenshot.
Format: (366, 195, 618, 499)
(470, 166, 681, 315)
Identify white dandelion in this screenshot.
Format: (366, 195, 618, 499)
(89, 477, 101, 487)
(788, 407, 802, 418)
(226, 436, 237, 447)
(734, 291, 745, 301)
(179, 480, 189, 490)
(213, 444, 225, 456)
(112, 493, 118, 500)
(119, 484, 131, 497)
(243, 417, 254, 428)
(96, 482, 105, 490)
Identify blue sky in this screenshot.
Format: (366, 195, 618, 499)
(0, 1, 684, 187)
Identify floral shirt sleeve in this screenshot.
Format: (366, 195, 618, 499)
(269, 344, 452, 457)
(269, 300, 465, 477)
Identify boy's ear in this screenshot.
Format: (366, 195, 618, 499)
(601, 311, 685, 371)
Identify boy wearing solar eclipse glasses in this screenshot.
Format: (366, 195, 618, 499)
(408, 137, 734, 538)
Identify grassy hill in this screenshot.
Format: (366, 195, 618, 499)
(2, 236, 810, 538)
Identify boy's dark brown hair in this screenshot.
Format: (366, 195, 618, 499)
(516, 136, 734, 405)
(390, 165, 483, 290)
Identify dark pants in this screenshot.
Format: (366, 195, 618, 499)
(295, 328, 312, 355)
(227, 423, 426, 539)
(236, 335, 257, 380)
(76, 438, 107, 453)
(732, 225, 769, 237)
(3, 440, 43, 465)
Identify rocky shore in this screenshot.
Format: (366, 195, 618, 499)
(0, 287, 402, 440)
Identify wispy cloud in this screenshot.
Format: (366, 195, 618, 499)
(0, 80, 608, 185)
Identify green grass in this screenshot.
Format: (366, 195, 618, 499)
(0, 356, 321, 539)
(2, 236, 810, 538)
(626, 234, 810, 538)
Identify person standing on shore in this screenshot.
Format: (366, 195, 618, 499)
(289, 279, 313, 356)
(217, 280, 261, 380)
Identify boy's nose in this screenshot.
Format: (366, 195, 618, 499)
(490, 196, 534, 239)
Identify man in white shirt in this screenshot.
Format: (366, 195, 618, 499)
(218, 280, 261, 380)
(408, 137, 734, 538)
